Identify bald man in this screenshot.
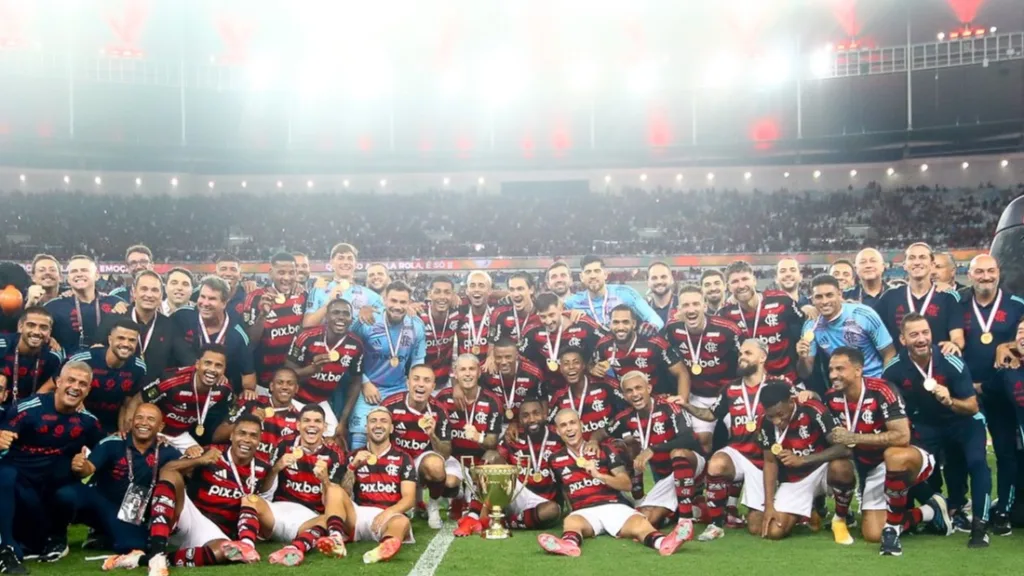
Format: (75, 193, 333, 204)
(775, 258, 809, 307)
(845, 248, 889, 307)
(958, 254, 1024, 534)
(53, 403, 206, 554)
(933, 252, 964, 293)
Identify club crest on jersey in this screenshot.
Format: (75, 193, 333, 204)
(568, 337, 582, 347)
(591, 399, 605, 412)
(798, 425, 810, 439)
(634, 356, 648, 369)
(704, 341, 718, 353)
(862, 410, 874, 425)
(475, 411, 488, 425)
(385, 463, 400, 476)
(653, 421, 666, 435)
(764, 314, 779, 327)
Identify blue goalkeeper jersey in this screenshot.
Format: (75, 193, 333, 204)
(350, 312, 426, 397)
(564, 285, 664, 331)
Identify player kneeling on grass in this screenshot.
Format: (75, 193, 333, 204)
(261, 404, 354, 566)
(493, 397, 563, 530)
(824, 347, 950, 554)
(755, 383, 852, 541)
(607, 371, 702, 535)
(537, 409, 689, 557)
(344, 407, 417, 564)
(102, 414, 274, 576)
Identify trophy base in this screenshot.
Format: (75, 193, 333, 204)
(484, 530, 511, 540)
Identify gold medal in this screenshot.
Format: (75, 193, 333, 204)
(575, 457, 588, 468)
(546, 359, 559, 372)
(691, 364, 703, 376)
(802, 330, 814, 342)
(292, 447, 304, 459)
(329, 350, 341, 362)
(770, 443, 783, 455)
(263, 407, 275, 418)
(463, 423, 477, 441)
(195, 425, 205, 437)
(367, 453, 378, 466)
(471, 345, 480, 355)
(274, 294, 286, 305)
(745, 421, 757, 433)
(846, 443, 856, 449)
(980, 332, 993, 344)
(337, 279, 351, 293)
(418, 415, 433, 431)
(532, 471, 543, 483)
(390, 356, 400, 367)
(247, 494, 259, 504)
(505, 409, 514, 420)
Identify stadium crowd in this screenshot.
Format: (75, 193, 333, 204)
(0, 206, 1022, 575)
(0, 183, 1018, 261)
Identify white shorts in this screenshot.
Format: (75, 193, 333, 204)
(413, 452, 463, 481)
(161, 432, 200, 452)
(689, 394, 718, 435)
(719, 446, 766, 512)
(353, 505, 415, 544)
(269, 501, 320, 542)
(859, 446, 934, 511)
(636, 454, 707, 511)
(170, 497, 229, 550)
(568, 503, 642, 538)
(773, 464, 829, 518)
(508, 483, 552, 515)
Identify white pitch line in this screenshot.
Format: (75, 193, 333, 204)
(406, 522, 457, 576)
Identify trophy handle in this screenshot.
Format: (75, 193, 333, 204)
(458, 455, 476, 503)
(509, 462, 527, 504)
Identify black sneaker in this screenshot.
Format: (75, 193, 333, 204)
(0, 546, 29, 575)
(951, 509, 972, 534)
(81, 527, 109, 550)
(991, 512, 1012, 537)
(879, 526, 903, 556)
(38, 539, 68, 563)
(968, 519, 990, 549)
(927, 494, 953, 536)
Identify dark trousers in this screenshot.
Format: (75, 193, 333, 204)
(919, 419, 993, 523)
(53, 483, 149, 553)
(0, 464, 56, 558)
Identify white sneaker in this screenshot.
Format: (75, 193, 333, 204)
(427, 498, 443, 529)
(102, 550, 143, 571)
(147, 553, 168, 576)
(697, 524, 725, 542)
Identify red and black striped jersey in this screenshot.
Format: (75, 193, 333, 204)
(517, 314, 605, 370)
(758, 400, 840, 483)
(381, 391, 451, 459)
(186, 446, 272, 536)
(662, 316, 743, 398)
(418, 309, 461, 388)
(607, 398, 698, 480)
(498, 428, 564, 502)
(349, 445, 415, 509)
(456, 305, 494, 363)
(824, 377, 907, 469)
(549, 445, 627, 511)
(287, 327, 364, 404)
(227, 397, 301, 462)
(140, 367, 234, 438)
(481, 359, 545, 421)
(489, 305, 537, 345)
(436, 386, 503, 466)
(708, 378, 790, 469)
(547, 377, 628, 440)
(243, 289, 308, 386)
(268, 439, 346, 513)
(595, 333, 681, 395)
(720, 291, 805, 384)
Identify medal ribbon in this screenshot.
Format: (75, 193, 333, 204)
(383, 318, 403, 360)
(632, 408, 656, 450)
(466, 307, 489, 350)
(11, 345, 41, 402)
(321, 334, 347, 357)
(911, 356, 934, 382)
(131, 309, 157, 357)
(427, 304, 452, 349)
(404, 395, 434, 419)
(737, 294, 763, 339)
(499, 362, 520, 411)
(197, 313, 229, 345)
(226, 449, 256, 497)
(611, 333, 638, 367)
(587, 290, 610, 328)
(684, 319, 705, 369)
(526, 428, 550, 475)
(972, 289, 1003, 336)
(74, 295, 102, 347)
(843, 381, 867, 434)
(192, 373, 215, 429)
(544, 322, 564, 365)
(773, 406, 796, 448)
(740, 375, 765, 422)
(905, 285, 936, 316)
(566, 376, 589, 418)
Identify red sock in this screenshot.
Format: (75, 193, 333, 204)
(903, 508, 924, 531)
(706, 475, 730, 526)
(468, 498, 483, 520)
(832, 482, 855, 519)
(561, 531, 582, 547)
(509, 507, 541, 529)
(642, 531, 664, 550)
(236, 507, 260, 547)
(672, 456, 697, 519)
(884, 470, 910, 528)
(291, 525, 326, 552)
(326, 515, 346, 539)
(148, 480, 178, 551)
(170, 546, 216, 567)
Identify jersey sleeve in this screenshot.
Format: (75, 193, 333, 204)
(411, 320, 427, 366)
(140, 379, 169, 404)
(328, 447, 347, 484)
(400, 453, 416, 482)
(710, 389, 731, 421)
(87, 437, 117, 470)
(605, 409, 630, 440)
(242, 290, 262, 327)
(653, 336, 682, 367)
(945, 292, 965, 334)
(485, 399, 502, 436)
(623, 286, 665, 331)
(944, 354, 975, 400)
(812, 403, 840, 438)
(603, 445, 623, 470)
(233, 326, 256, 375)
(861, 306, 894, 351)
(287, 331, 309, 365)
(877, 382, 908, 422)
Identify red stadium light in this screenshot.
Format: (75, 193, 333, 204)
(947, 0, 983, 24)
(973, 28, 984, 36)
(103, 0, 149, 60)
(950, 31, 960, 39)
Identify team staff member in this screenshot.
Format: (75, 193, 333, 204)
(109, 245, 155, 301)
(0, 306, 64, 405)
(846, 248, 889, 306)
(829, 259, 857, 292)
(775, 258, 809, 307)
(188, 254, 250, 320)
(646, 262, 678, 325)
(291, 252, 312, 293)
(544, 262, 574, 301)
(45, 255, 126, 354)
(25, 254, 62, 308)
(163, 268, 194, 316)
(64, 318, 147, 434)
(565, 255, 664, 331)
(304, 243, 384, 328)
(365, 263, 391, 295)
(243, 252, 306, 388)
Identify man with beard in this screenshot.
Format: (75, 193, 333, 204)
(518, 293, 603, 388)
(720, 261, 807, 384)
(846, 248, 889, 307)
(484, 337, 545, 436)
(829, 259, 857, 292)
(26, 254, 61, 308)
(53, 404, 200, 557)
(933, 252, 964, 293)
(594, 305, 688, 397)
(700, 269, 727, 316)
(110, 245, 155, 301)
(162, 268, 194, 317)
(536, 409, 689, 558)
(204, 254, 249, 320)
(0, 361, 105, 571)
(105, 414, 274, 576)
(663, 286, 743, 453)
(874, 243, 964, 355)
(348, 281, 426, 449)
(959, 254, 1024, 534)
(382, 364, 455, 530)
(0, 306, 63, 405)
(304, 243, 384, 328)
(565, 255, 663, 331)
(775, 258, 810, 308)
(109, 270, 195, 382)
(291, 252, 312, 293)
(608, 372, 703, 533)
(138, 345, 235, 451)
(173, 276, 257, 399)
(419, 276, 460, 389)
(646, 262, 677, 325)
(545, 262, 573, 301)
(45, 255, 126, 354)
(244, 253, 306, 388)
(495, 397, 563, 530)
(883, 313, 991, 548)
(457, 271, 495, 363)
(488, 272, 537, 349)
(365, 263, 391, 296)
(264, 404, 351, 566)
(344, 407, 416, 564)
(65, 318, 147, 434)
(438, 355, 503, 537)
(823, 348, 949, 554)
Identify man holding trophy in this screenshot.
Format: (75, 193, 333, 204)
(495, 397, 564, 530)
